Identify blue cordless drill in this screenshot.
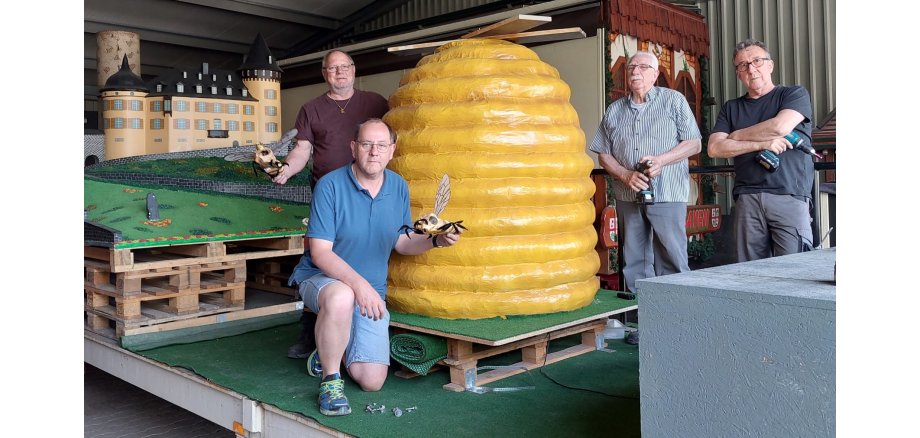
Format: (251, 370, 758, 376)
(755, 131, 821, 172)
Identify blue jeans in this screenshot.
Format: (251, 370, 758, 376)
(297, 273, 391, 368)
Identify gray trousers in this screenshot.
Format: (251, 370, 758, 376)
(616, 201, 689, 293)
(733, 192, 813, 262)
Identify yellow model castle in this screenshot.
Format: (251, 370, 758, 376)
(99, 34, 282, 160)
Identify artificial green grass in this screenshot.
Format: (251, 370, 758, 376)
(84, 177, 308, 248)
(390, 289, 636, 342)
(139, 322, 641, 438)
(85, 156, 311, 186)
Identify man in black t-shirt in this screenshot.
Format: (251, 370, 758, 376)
(709, 39, 814, 262)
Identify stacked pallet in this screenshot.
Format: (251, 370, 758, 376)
(84, 235, 304, 339)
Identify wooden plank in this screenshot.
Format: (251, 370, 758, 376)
(481, 27, 586, 45)
(388, 27, 586, 56)
(119, 302, 301, 336)
(462, 14, 551, 39)
(389, 304, 636, 346)
(108, 247, 303, 273)
(387, 40, 452, 56)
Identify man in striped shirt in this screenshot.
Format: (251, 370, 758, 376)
(589, 51, 702, 299)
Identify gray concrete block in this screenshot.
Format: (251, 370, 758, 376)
(637, 249, 835, 438)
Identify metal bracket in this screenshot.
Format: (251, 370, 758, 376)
(464, 365, 536, 394)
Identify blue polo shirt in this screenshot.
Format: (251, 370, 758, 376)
(288, 164, 412, 298)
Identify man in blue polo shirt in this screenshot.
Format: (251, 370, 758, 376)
(288, 118, 461, 416)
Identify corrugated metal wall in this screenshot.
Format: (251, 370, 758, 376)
(360, 0, 506, 33)
(699, 0, 836, 128)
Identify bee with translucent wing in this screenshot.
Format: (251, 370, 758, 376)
(222, 128, 298, 179)
(399, 174, 468, 238)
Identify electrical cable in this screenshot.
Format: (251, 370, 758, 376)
(537, 332, 640, 400)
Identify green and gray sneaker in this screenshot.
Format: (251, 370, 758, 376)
(318, 374, 351, 416)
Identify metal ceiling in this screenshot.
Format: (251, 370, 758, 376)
(84, 0, 553, 98)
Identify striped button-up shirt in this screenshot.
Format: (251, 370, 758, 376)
(589, 86, 701, 203)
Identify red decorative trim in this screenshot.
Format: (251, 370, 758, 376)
(605, 0, 710, 58)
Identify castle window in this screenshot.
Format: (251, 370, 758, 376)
(156, 84, 163, 93)
(151, 101, 162, 112)
(129, 118, 143, 129)
(196, 102, 207, 112)
(213, 103, 222, 113)
(228, 120, 239, 131)
(226, 86, 233, 96)
(266, 122, 278, 133)
(113, 118, 125, 129)
(130, 100, 143, 111)
(113, 100, 124, 110)
(265, 90, 277, 99)
(242, 89, 248, 97)
(244, 105, 253, 115)
(196, 85, 203, 93)
(196, 119, 208, 130)
(175, 119, 189, 129)
(213, 119, 222, 130)
(164, 99, 171, 112)
(175, 100, 188, 112)
(177, 83, 185, 93)
(244, 121, 254, 132)
(265, 106, 277, 116)
(211, 86, 217, 94)
(151, 119, 163, 129)
(228, 104, 238, 114)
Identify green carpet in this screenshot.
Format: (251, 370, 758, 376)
(390, 289, 636, 342)
(139, 323, 641, 438)
(389, 333, 448, 375)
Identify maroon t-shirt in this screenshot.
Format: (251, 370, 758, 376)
(294, 89, 389, 186)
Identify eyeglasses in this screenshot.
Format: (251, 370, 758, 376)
(735, 57, 771, 72)
(323, 64, 354, 73)
(626, 64, 655, 72)
(355, 141, 392, 152)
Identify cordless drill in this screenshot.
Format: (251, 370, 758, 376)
(755, 131, 822, 172)
(634, 160, 655, 205)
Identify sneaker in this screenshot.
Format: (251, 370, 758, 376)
(287, 342, 310, 359)
(318, 375, 351, 416)
(306, 349, 323, 377)
(625, 330, 639, 345)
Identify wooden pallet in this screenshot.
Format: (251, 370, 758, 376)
(84, 234, 304, 273)
(245, 255, 301, 297)
(85, 284, 245, 339)
(85, 259, 246, 297)
(392, 316, 611, 392)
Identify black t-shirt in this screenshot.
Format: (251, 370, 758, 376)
(712, 85, 814, 198)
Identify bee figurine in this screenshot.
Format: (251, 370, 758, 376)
(399, 174, 468, 239)
(223, 128, 298, 180)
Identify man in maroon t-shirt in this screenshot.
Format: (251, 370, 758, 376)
(274, 50, 389, 186)
(273, 50, 389, 359)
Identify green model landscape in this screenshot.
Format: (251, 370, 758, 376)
(84, 176, 309, 248)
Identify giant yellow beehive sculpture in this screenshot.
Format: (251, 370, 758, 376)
(384, 39, 599, 319)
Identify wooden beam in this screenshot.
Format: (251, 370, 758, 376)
(482, 27, 586, 45)
(462, 14, 551, 39)
(388, 27, 586, 56)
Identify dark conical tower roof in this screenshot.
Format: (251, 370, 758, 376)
(239, 33, 282, 72)
(100, 55, 148, 93)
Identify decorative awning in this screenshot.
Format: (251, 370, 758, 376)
(606, 0, 710, 57)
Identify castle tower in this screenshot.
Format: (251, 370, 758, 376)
(239, 33, 283, 145)
(100, 55, 149, 159)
